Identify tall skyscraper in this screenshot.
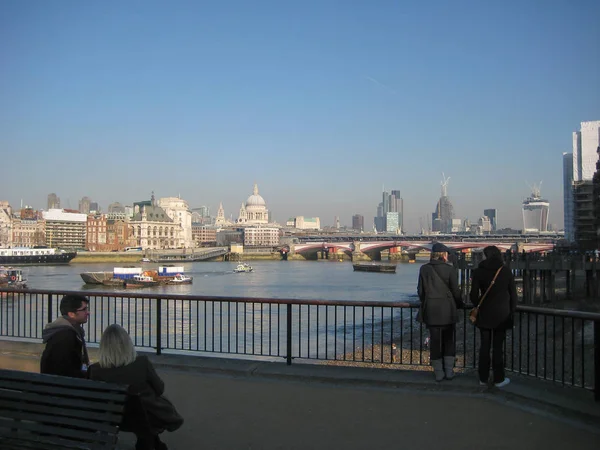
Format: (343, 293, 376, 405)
(79, 197, 91, 214)
(352, 214, 364, 232)
(563, 152, 574, 241)
(483, 208, 497, 232)
(47, 193, 60, 210)
(522, 184, 549, 233)
(564, 121, 600, 244)
(374, 189, 403, 233)
(390, 190, 404, 232)
(573, 121, 600, 182)
(432, 175, 454, 233)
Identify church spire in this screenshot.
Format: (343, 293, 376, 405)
(253, 183, 258, 196)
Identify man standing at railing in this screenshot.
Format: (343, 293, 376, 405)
(40, 294, 90, 378)
(417, 243, 464, 382)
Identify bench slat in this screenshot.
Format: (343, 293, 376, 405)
(0, 369, 128, 394)
(0, 398, 122, 423)
(0, 379, 127, 402)
(0, 432, 112, 449)
(0, 409, 120, 433)
(0, 420, 117, 445)
(0, 390, 125, 413)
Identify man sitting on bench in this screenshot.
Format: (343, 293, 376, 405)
(40, 294, 90, 378)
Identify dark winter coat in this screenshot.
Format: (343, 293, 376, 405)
(89, 355, 184, 433)
(40, 317, 89, 378)
(469, 257, 518, 330)
(417, 259, 464, 326)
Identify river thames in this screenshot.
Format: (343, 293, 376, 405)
(22, 260, 424, 302)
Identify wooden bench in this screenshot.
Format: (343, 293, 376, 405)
(0, 369, 129, 449)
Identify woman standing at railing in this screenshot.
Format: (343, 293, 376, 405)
(469, 245, 518, 388)
(417, 243, 464, 382)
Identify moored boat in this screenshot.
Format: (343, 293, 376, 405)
(163, 273, 193, 285)
(352, 263, 397, 273)
(80, 271, 114, 284)
(233, 263, 253, 273)
(0, 266, 28, 289)
(0, 247, 76, 265)
(125, 274, 159, 288)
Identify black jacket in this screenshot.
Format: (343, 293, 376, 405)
(417, 259, 464, 326)
(90, 355, 184, 432)
(469, 257, 518, 329)
(40, 317, 89, 378)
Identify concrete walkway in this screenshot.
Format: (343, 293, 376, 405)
(1, 341, 598, 450)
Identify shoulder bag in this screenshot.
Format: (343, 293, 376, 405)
(469, 267, 503, 324)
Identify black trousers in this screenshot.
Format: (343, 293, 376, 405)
(478, 328, 506, 383)
(428, 325, 455, 360)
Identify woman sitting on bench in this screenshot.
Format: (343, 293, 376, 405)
(90, 324, 184, 450)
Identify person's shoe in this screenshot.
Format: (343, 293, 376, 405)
(494, 378, 511, 388)
(443, 356, 455, 380)
(431, 359, 445, 382)
(479, 380, 487, 386)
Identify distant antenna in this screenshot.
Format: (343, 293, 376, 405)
(441, 173, 451, 197)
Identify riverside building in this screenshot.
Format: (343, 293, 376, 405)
(563, 120, 600, 246)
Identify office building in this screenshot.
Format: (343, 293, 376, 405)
(42, 209, 87, 249)
(563, 153, 574, 241)
(564, 121, 600, 245)
(79, 197, 91, 214)
(483, 209, 497, 232)
(386, 212, 400, 233)
(374, 189, 403, 233)
(432, 175, 454, 233)
(47, 193, 60, 210)
(352, 214, 364, 232)
(522, 184, 549, 233)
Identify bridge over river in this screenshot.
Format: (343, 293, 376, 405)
(291, 239, 555, 261)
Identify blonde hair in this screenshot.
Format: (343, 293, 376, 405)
(98, 324, 137, 368)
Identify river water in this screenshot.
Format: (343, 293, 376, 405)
(22, 260, 424, 303)
(4, 261, 427, 358)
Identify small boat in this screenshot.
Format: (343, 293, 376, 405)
(124, 274, 159, 288)
(164, 273, 193, 285)
(233, 263, 253, 273)
(141, 258, 151, 263)
(0, 266, 28, 289)
(352, 263, 397, 273)
(80, 271, 113, 284)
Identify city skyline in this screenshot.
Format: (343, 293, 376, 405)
(1, 2, 599, 232)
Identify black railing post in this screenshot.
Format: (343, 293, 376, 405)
(47, 294, 53, 324)
(286, 303, 292, 365)
(595, 319, 600, 402)
(156, 298, 162, 355)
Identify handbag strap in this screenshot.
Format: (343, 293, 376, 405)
(431, 265, 451, 292)
(476, 266, 503, 308)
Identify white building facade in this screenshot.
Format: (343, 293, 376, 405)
(158, 197, 193, 248)
(42, 209, 88, 249)
(573, 120, 600, 182)
(243, 227, 280, 247)
(0, 201, 13, 248)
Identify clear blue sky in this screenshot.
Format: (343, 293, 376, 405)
(1, 0, 599, 232)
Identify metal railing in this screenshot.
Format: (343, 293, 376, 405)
(1, 287, 599, 401)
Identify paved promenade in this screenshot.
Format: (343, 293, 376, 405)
(1, 341, 598, 450)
